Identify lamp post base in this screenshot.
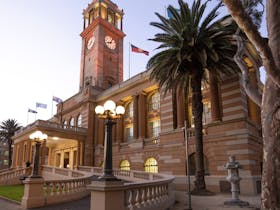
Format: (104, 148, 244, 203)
(98, 174, 120, 181)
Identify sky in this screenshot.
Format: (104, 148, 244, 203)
(0, 0, 267, 127)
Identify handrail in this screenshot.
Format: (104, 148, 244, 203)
(0, 167, 31, 185)
(22, 166, 175, 210)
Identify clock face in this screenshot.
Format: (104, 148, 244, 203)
(104, 35, 116, 50)
(87, 36, 95, 50)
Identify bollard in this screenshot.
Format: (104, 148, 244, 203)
(224, 156, 249, 206)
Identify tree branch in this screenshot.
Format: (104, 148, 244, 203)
(222, 0, 280, 87)
(233, 34, 262, 106)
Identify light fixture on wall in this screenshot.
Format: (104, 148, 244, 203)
(95, 100, 125, 181)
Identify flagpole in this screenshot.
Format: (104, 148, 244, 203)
(128, 42, 131, 79)
(35, 106, 37, 121)
(51, 96, 54, 117)
(27, 111, 29, 125)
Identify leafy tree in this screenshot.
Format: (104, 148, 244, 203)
(0, 119, 21, 167)
(222, 0, 280, 209)
(147, 0, 238, 193)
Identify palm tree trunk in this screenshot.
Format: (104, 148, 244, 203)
(8, 142, 13, 168)
(191, 70, 206, 192)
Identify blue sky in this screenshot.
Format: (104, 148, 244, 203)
(0, 0, 267, 126)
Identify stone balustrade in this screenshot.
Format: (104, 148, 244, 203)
(0, 167, 31, 185)
(125, 182, 171, 210)
(21, 166, 174, 210)
(14, 120, 87, 137)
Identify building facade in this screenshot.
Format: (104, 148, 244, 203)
(12, 0, 262, 195)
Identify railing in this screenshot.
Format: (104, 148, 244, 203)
(0, 167, 31, 185)
(125, 181, 171, 210)
(79, 166, 175, 210)
(22, 166, 175, 210)
(42, 165, 89, 180)
(15, 120, 87, 136)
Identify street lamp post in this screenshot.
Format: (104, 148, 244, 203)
(95, 100, 125, 181)
(29, 131, 48, 178)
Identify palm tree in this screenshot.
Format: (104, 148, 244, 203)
(0, 119, 21, 167)
(147, 0, 239, 193)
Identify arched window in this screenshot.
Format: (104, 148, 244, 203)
(125, 101, 133, 118)
(187, 153, 209, 176)
(77, 114, 82, 127)
(149, 92, 160, 111)
(144, 157, 158, 173)
(120, 160, 130, 171)
(70, 117, 74, 126)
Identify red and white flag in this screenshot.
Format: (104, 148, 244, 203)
(131, 44, 149, 56)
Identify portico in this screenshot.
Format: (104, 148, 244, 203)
(12, 120, 87, 169)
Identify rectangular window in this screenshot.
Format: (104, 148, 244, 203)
(3, 160, 8, 166)
(149, 120, 160, 138)
(125, 126, 133, 141)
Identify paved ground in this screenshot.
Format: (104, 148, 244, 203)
(0, 192, 260, 210)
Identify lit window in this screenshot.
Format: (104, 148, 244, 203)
(149, 120, 160, 138)
(125, 126, 133, 141)
(77, 114, 82, 127)
(107, 10, 114, 24)
(3, 160, 8, 166)
(203, 101, 211, 125)
(149, 92, 160, 111)
(70, 117, 75, 126)
(125, 102, 133, 118)
(120, 160, 130, 171)
(144, 157, 158, 173)
(188, 101, 211, 127)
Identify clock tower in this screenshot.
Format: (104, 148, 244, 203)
(80, 0, 125, 90)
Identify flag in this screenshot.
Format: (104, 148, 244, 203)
(167, 7, 180, 19)
(53, 96, 63, 103)
(131, 44, 149, 56)
(28, 108, 37, 114)
(36, 102, 47, 109)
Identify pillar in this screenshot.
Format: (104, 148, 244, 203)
(26, 140, 32, 164)
(116, 117, 123, 143)
(209, 72, 222, 122)
(248, 68, 261, 125)
(133, 95, 139, 139)
(176, 87, 185, 128)
(138, 92, 146, 139)
(21, 177, 45, 209)
(76, 141, 81, 167)
(87, 181, 125, 210)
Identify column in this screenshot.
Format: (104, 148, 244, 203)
(98, 119, 105, 145)
(248, 68, 261, 124)
(27, 140, 32, 163)
(40, 141, 47, 166)
(133, 95, 139, 139)
(116, 117, 123, 143)
(138, 92, 147, 139)
(76, 141, 81, 167)
(209, 72, 222, 122)
(11, 144, 17, 168)
(176, 87, 185, 128)
(60, 151, 64, 168)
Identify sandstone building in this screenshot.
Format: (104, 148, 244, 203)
(12, 0, 262, 195)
